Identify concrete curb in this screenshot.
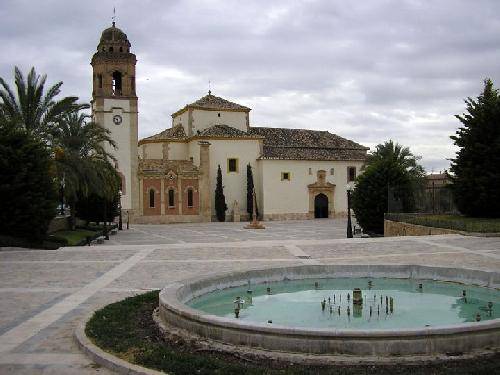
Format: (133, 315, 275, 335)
(74, 311, 166, 375)
(158, 264, 500, 356)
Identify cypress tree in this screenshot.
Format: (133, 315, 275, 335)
(246, 163, 259, 218)
(450, 79, 500, 217)
(215, 165, 227, 222)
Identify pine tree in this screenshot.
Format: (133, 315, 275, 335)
(246, 163, 259, 218)
(215, 165, 227, 222)
(450, 79, 500, 217)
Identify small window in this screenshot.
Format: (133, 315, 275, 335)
(218, 113, 221, 117)
(189, 156, 194, 162)
(149, 189, 155, 208)
(168, 189, 175, 207)
(119, 47, 123, 52)
(308, 168, 312, 175)
(330, 168, 335, 176)
(281, 172, 291, 181)
(347, 167, 356, 182)
(227, 158, 238, 173)
(109, 46, 114, 52)
(97, 74, 103, 89)
(187, 189, 194, 207)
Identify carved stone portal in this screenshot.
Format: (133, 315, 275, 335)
(307, 170, 335, 218)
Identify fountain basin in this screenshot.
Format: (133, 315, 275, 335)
(158, 265, 500, 356)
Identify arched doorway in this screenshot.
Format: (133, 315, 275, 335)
(314, 193, 329, 218)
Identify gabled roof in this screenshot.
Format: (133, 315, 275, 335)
(197, 124, 260, 138)
(248, 127, 368, 161)
(140, 124, 187, 142)
(172, 93, 250, 117)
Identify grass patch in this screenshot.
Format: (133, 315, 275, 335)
(385, 214, 500, 233)
(86, 291, 500, 375)
(50, 229, 98, 246)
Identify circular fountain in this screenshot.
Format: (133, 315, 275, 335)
(157, 265, 500, 357)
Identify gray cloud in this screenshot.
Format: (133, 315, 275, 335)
(1, 0, 499, 172)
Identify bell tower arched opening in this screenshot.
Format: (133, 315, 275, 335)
(112, 71, 122, 96)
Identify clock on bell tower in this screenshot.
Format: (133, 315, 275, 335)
(91, 21, 139, 212)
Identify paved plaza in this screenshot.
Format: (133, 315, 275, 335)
(0, 219, 499, 374)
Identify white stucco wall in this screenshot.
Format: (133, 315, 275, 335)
(102, 98, 133, 209)
(191, 109, 247, 133)
(172, 110, 189, 134)
(139, 142, 188, 160)
(188, 139, 261, 217)
(260, 160, 365, 216)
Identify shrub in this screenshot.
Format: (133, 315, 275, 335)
(0, 127, 57, 241)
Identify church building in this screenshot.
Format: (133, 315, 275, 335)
(91, 23, 368, 223)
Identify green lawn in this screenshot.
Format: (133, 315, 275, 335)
(386, 214, 500, 233)
(50, 229, 98, 246)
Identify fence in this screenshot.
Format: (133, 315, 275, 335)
(387, 185, 458, 214)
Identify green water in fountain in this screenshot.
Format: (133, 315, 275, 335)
(188, 278, 500, 330)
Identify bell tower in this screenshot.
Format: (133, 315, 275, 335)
(91, 22, 138, 213)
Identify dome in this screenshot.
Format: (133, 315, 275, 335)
(100, 23, 129, 43)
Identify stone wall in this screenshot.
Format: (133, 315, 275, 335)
(384, 219, 461, 237)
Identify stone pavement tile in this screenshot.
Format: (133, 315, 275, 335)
(301, 240, 453, 258)
(429, 237, 500, 251)
(0, 249, 137, 262)
(14, 292, 134, 355)
(0, 292, 68, 335)
(147, 246, 294, 260)
(0, 263, 117, 288)
(321, 252, 500, 271)
(108, 260, 303, 290)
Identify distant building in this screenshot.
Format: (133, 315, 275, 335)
(91, 23, 368, 223)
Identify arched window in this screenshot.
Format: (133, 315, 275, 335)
(168, 189, 175, 207)
(112, 71, 122, 95)
(187, 188, 194, 207)
(149, 189, 155, 208)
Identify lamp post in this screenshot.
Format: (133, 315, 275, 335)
(118, 190, 123, 230)
(59, 174, 65, 216)
(346, 183, 353, 238)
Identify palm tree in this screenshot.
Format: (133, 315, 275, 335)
(366, 140, 425, 179)
(52, 112, 119, 228)
(0, 66, 84, 139)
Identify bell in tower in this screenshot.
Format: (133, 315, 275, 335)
(91, 22, 139, 213)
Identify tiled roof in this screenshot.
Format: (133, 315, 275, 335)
(248, 127, 368, 161)
(197, 124, 260, 138)
(172, 93, 250, 117)
(189, 94, 250, 111)
(141, 124, 187, 141)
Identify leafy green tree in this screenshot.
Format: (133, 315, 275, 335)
(0, 125, 57, 241)
(246, 163, 259, 219)
(52, 112, 118, 227)
(366, 140, 425, 180)
(215, 165, 227, 222)
(352, 141, 425, 234)
(450, 79, 500, 217)
(0, 67, 83, 139)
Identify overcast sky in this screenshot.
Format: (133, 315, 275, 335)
(1, 0, 499, 172)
